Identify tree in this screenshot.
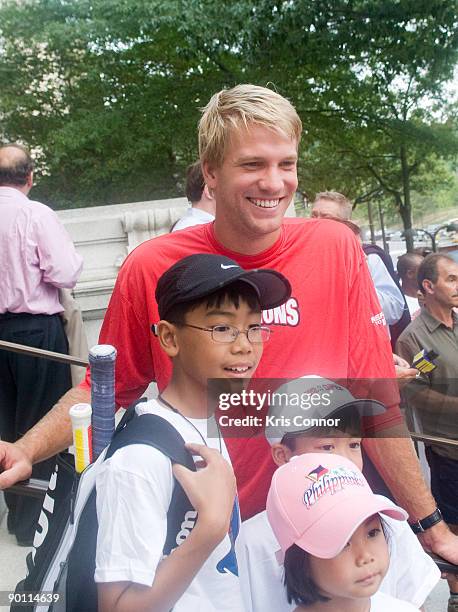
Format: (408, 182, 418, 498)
(0, 0, 457, 230)
(0, 0, 246, 207)
(236, 0, 458, 247)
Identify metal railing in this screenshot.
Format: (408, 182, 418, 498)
(0, 339, 88, 498)
(5, 432, 458, 499)
(1, 339, 457, 493)
(0, 339, 88, 367)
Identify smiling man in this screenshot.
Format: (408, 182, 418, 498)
(1, 85, 457, 566)
(202, 121, 299, 254)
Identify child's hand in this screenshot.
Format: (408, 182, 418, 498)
(172, 443, 236, 543)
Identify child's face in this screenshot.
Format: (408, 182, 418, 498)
(274, 433, 363, 471)
(173, 296, 264, 389)
(309, 514, 389, 602)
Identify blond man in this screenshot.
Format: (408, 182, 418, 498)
(1, 85, 458, 566)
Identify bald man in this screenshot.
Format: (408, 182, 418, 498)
(0, 144, 82, 544)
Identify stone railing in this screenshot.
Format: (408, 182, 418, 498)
(57, 197, 188, 346)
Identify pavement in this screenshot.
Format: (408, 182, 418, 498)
(0, 492, 32, 597)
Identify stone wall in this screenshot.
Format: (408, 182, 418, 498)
(57, 197, 188, 347)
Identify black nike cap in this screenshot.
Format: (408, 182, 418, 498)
(155, 253, 292, 320)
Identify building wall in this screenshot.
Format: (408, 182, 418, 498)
(57, 197, 189, 347)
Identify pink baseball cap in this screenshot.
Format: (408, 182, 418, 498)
(266, 453, 408, 562)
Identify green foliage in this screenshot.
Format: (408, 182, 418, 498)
(235, 0, 458, 236)
(0, 0, 240, 207)
(0, 0, 457, 222)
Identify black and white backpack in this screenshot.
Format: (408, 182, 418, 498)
(12, 403, 196, 612)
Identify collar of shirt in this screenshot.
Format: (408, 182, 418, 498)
(421, 307, 457, 333)
(0, 186, 28, 201)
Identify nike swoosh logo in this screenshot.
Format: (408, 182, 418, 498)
(221, 264, 239, 269)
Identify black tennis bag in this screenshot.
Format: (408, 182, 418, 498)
(12, 404, 196, 612)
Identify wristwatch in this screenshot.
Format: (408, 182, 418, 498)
(410, 508, 443, 534)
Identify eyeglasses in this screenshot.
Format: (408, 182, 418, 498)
(181, 323, 272, 344)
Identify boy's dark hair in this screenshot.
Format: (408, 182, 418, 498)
(164, 280, 261, 325)
(284, 544, 329, 606)
(281, 405, 362, 452)
(185, 161, 205, 204)
(284, 516, 390, 606)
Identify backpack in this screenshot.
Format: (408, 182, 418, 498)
(362, 243, 411, 349)
(12, 403, 196, 612)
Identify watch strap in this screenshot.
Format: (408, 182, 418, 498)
(410, 508, 443, 534)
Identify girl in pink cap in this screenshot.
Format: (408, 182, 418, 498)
(266, 453, 418, 611)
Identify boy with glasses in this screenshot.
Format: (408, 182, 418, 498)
(95, 253, 290, 612)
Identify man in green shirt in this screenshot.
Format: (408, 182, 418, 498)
(396, 253, 458, 612)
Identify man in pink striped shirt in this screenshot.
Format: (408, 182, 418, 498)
(0, 144, 83, 545)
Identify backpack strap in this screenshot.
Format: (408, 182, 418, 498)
(169, 219, 179, 233)
(362, 243, 411, 349)
(362, 243, 397, 278)
(106, 410, 198, 554)
(113, 397, 147, 433)
(106, 412, 196, 472)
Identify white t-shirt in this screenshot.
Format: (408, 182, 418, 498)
(370, 591, 418, 610)
(405, 294, 420, 318)
(172, 207, 215, 231)
(237, 510, 439, 612)
(95, 399, 244, 611)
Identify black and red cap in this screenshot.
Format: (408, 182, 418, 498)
(155, 253, 291, 320)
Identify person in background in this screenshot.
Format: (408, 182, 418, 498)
(413, 247, 433, 258)
(0, 144, 83, 545)
(171, 160, 215, 231)
(396, 253, 458, 612)
(397, 252, 424, 319)
(311, 191, 409, 344)
(310, 196, 415, 380)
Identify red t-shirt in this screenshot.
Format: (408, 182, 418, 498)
(82, 218, 400, 518)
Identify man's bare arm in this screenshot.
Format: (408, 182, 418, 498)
(364, 432, 458, 563)
(364, 431, 435, 519)
(0, 385, 89, 488)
